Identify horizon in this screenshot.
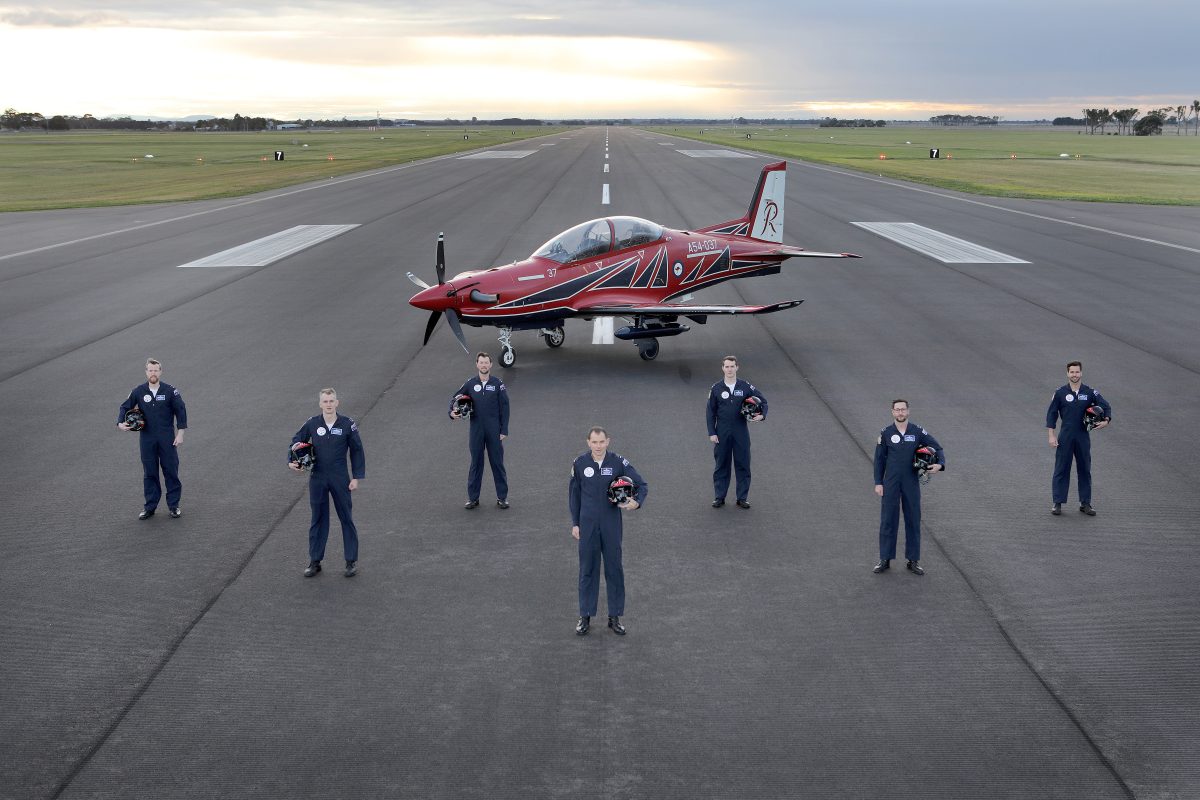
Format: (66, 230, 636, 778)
(2, 1, 1197, 122)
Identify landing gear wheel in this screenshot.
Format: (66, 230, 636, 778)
(542, 327, 565, 348)
(500, 347, 516, 368)
(637, 338, 660, 361)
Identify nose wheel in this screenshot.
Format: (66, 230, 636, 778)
(497, 328, 516, 368)
(636, 338, 660, 361)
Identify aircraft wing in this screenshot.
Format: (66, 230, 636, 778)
(576, 300, 803, 316)
(739, 246, 861, 259)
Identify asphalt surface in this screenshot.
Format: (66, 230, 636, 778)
(2, 127, 1198, 799)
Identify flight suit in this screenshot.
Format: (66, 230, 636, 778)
(118, 382, 187, 512)
(1046, 383, 1111, 505)
(449, 376, 509, 502)
(873, 423, 945, 562)
(292, 414, 366, 563)
(707, 378, 768, 502)
(569, 451, 648, 618)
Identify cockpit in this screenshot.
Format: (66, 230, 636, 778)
(532, 216, 663, 264)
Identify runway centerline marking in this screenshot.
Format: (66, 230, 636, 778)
(177, 225, 359, 268)
(851, 222, 1029, 263)
(602, 184, 610, 205)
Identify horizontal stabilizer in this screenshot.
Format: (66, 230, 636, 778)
(578, 300, 803, 317)
(739, 246, 862, 259)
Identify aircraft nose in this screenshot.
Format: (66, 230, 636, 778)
(409, 285, 451, 311)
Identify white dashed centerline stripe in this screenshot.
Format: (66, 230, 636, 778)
(177, 224, 359, 268)
(602, 184, 610, 205)
(851, 222, 1029, 263)
(604, 164, 609, 173)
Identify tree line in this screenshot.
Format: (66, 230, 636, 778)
(1069, 103, 1200, 135)
(0, 108, 551, 132)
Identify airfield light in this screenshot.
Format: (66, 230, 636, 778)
(878, 154, 887, 160)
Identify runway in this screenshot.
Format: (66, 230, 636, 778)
(2, 126, 1197, 799)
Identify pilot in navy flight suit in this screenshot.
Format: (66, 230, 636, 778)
(1046, 360, 1111, 516)
(450, 352, 510, 510)
(707, 355, 767, 509)
(117, 358, 187, 520)
(569, 427, 647, 636)
(873, 399, 944, 576)
(290, 388, 366, 578)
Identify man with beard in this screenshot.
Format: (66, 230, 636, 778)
(1046, 361, 1111, 516)
(118, 358, 187, 520)
(449, 352, 510, 509)
(873, 399, 944, 576)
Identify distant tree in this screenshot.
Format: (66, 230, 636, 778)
(1192, 99, 1200, 135)
(1097, 108, 1112, 134)
(1111, 108, 1138, 135)
(1133, 111, 1164, 136)
(1053, 116, 1085, 126)
(47, 115, 69, 131)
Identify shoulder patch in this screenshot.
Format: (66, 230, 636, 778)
(876, 435, 882, 445)
(173, 388, 180, 396)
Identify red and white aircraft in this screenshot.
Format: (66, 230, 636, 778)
(408, 161, 859, 366)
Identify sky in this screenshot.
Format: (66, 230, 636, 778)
(2, 1, 1197, 121)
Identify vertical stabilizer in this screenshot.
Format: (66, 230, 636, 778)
(746, 161, 786, 243)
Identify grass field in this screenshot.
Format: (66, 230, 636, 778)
(0, 127, 570, 212)
(643, 125, 1200, 205)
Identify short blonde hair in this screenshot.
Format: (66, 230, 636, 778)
(319, 388, 337, 399)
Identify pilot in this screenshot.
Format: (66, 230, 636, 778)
(290, 388, 366, 578)
(706, 355, 767, 509)
(1046, 360, 1111, 516)
(117, 358, 187, 520)
(569, 427, 647, 636)
(449, 352, 510, 509)
(872, 399, 944, 576)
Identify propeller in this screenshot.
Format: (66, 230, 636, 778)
(410, 233, 468, 354)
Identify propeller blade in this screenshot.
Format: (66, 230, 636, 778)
(443, 309, 469, 354)
(407, 271, 431, 290)
(422, 310, 441, 346)
(435, 232, 446, 285)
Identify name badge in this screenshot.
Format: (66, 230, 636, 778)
(1078, 394, 1088, 400)
(156, 395, 165, 401)
(331, 427, 343, 435)
(601, 467, 614, 476)
(485, 385, 496, 391)
(734, 390, 744, 396)
(904, 435, 916, 442)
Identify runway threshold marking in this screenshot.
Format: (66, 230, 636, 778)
(458, 150, 537, 159)
(851, 222, 1029, 263)
(177, 224, 359, 268)
(676, 149, 757, 159)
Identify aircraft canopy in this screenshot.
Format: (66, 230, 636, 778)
(533, 216, 663, 264)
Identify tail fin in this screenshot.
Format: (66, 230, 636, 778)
(698, 161, 787, 243)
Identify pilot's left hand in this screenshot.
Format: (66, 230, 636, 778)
(619, 499, 639, 511)
(751, 414, 764, 422)
(927, 465, 942, 473)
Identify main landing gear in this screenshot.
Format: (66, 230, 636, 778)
(495, 325, 566, 367)
(542, 326, 565, 348)
(636, 338, 660, 361)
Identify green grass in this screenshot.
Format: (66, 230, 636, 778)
(643, 125, 1200, 205)
(0, 127, 572, 212)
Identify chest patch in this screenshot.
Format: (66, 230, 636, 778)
(1065, 394, 1074, 402)
(720, 391, 729, 399)
(1078, 394, 1088, 401)
(904, 435, 917, 442)
(473, 384, 482, 392)
(331, 428, 343, 435)
(734, 390, 744, 397)
(156, 395, 165, 401)
(601, 467, 614, 476)
(583, 466, 595, 478)
(143, 394, 153, 403)
(485, 385, 496, 391)
(890, 434, 901, 444)
(317, 427, 327, 436)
